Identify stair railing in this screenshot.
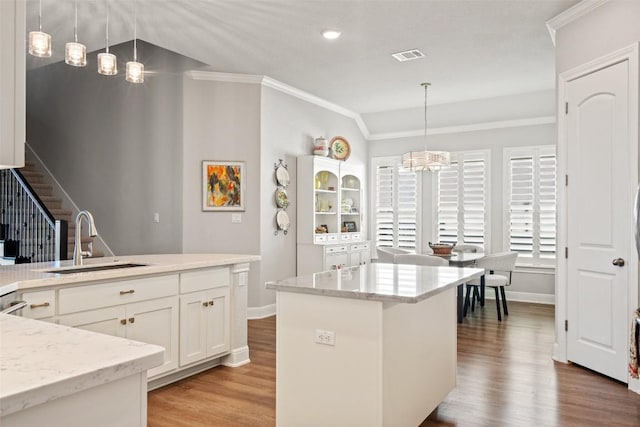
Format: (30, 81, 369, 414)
(0, 168, 68, 262)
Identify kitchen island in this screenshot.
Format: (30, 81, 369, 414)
(266, 263, 483, 427)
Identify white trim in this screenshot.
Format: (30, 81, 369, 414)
(184, 71, 370, 139)
(25, 143, 115, 257)
(221, 346, 251, 367)
(367, 116, 556, 141)
(556, 43, 639, 381)
(247, 304, 276, 319)
(545, 0, 611, 46)
(483, 290, 555, 305)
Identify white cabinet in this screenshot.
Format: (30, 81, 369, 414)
(18, 289, 55, 320)
(0, 0, 25, 169)
(59, 296, 179, 378)
(179, 287, 230, 366)
(297, 156, 367, 274)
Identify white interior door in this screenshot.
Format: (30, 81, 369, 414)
(566, 59, 630, 382)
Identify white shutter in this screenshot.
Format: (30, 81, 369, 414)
(372, 157, 420, 250)
(436, 151, 489, 250)
(504, 146, 556, 266)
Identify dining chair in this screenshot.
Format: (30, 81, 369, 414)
(464, 252, 518, 321)
(376, 247, 411, 263)
(393, 253, 449, 266)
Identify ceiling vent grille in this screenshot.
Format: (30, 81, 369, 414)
(391, 49, 425, 62)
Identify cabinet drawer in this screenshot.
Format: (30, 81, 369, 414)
(340, 234, 350, 241)
(325, 245, 348, 254)
(180, 267, 230, 294)
(315, 234, 328, 244)
(327, 234, 339, 243)
(59, 274, 179, 315)
(351, 233, 362, 241)
(20, 290, 56, 319)
(351, 242, 370, 251)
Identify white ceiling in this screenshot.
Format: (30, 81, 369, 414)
(27, 0, 578, 117)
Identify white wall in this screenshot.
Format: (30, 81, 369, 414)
(555, 0, 640, 74)
(369, 121, 557, 301)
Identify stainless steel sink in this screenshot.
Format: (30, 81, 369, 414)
(43, 263, 148, 274)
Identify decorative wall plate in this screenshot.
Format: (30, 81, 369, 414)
(276, 165, 290, 186)
(275, 188, 289, 208)
(277, 210, 290, 231)
(330, 136, 351, 161)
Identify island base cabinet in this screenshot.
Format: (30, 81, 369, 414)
(58, 297, 179, 378)
(179, 287, 230, 366)
(1, 373, 148, 427)
(275, 287, 456, 427)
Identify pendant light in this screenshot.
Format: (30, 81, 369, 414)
(402, 83, 450, 172)
(65, 0, 87, 67)
(126, 0, 144, 83)
(97, 1, 117, 75)
(28, 0, 52, 58)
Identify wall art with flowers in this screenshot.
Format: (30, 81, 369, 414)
(202, 160, 245, 211)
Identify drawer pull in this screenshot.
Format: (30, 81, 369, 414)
(208, 301, 214, 306)
(203, 301, 209, 307)
(119, 290, 135, 295)
(30, 302, 50, 309)
(128, 317, 135, 324)
(120, 319, 127, 325)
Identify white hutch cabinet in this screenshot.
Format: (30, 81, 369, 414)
(0, 0, 25, 169)
(297, 156, 370, 275)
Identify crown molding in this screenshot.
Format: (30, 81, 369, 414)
(367, 116, 556, 141)
(184, 71, 370, 138)
(546, 0, 611, 46)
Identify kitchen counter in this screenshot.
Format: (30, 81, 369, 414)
(0, 313, 163, 425)
(267, 263, 482, 427)
(0, 253, 260, 294)
(266, 262, 482, 302)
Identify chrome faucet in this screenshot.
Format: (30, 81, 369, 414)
(73, 210, 98, 266)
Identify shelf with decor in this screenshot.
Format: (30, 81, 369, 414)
(297, 155, 369, 275)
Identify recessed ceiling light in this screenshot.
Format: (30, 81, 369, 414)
(392, 49, 425, 62)
(321, 30, 341, 40)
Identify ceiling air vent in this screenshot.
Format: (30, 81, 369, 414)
(391, 49, 425, 62)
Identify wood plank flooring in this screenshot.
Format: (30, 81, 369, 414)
(147, 302, 640, 426)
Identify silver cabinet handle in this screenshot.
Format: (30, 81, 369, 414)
(612, 258, 625, 266)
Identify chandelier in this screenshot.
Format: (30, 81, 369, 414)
(402, 83, 450, 172)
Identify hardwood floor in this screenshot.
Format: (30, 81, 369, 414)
(148, 302, 640, 426)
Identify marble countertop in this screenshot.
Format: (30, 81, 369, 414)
(266, 263, 483, 303)
(0, 253, 261, 294)
(0, 313, 164, 416)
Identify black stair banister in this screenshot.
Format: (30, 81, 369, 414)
(0, 168, 68, 262)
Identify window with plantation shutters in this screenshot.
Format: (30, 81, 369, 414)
(435, 151, 490, 250)
(372, 157, 420, 250)
(504, 146, 556, 266)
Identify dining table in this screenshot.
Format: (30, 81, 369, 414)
(435, 252, 486, 323)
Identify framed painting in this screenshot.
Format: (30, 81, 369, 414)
(202, 160, 246, 211)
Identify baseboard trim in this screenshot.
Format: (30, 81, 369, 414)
(483, 290, 555, 305)
(221, 346, 251, 368)
(248, 304, 276, 319)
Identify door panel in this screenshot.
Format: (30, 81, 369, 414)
(58, 306, 127, 338)
(567, 59, 629, 382)
(179, 290, 208, 366)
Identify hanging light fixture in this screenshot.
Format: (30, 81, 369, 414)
(402, 83, 450, 172)
(126, 0, 144, 83)
(29, 0, 52, 58)
(97, 0, 117, 75)
(65, 0, 87, 67)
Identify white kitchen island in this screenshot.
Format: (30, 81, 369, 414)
(266, 263, 483, 427)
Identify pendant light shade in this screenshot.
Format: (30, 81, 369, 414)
(126, 0, 144, 83)
(98, 1, 117, 75)
(65, 0, 86, 67)
(29, 0, 51, 57)
(402, 83, 450, 172)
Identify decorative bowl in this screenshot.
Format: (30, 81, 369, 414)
(428, 242, 456, 256)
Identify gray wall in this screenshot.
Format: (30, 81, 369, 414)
(369, 122, 557, 299)
(555, 0, 640, 75)
(259, 86, 368, 309)
(26, 41, 203, 255)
